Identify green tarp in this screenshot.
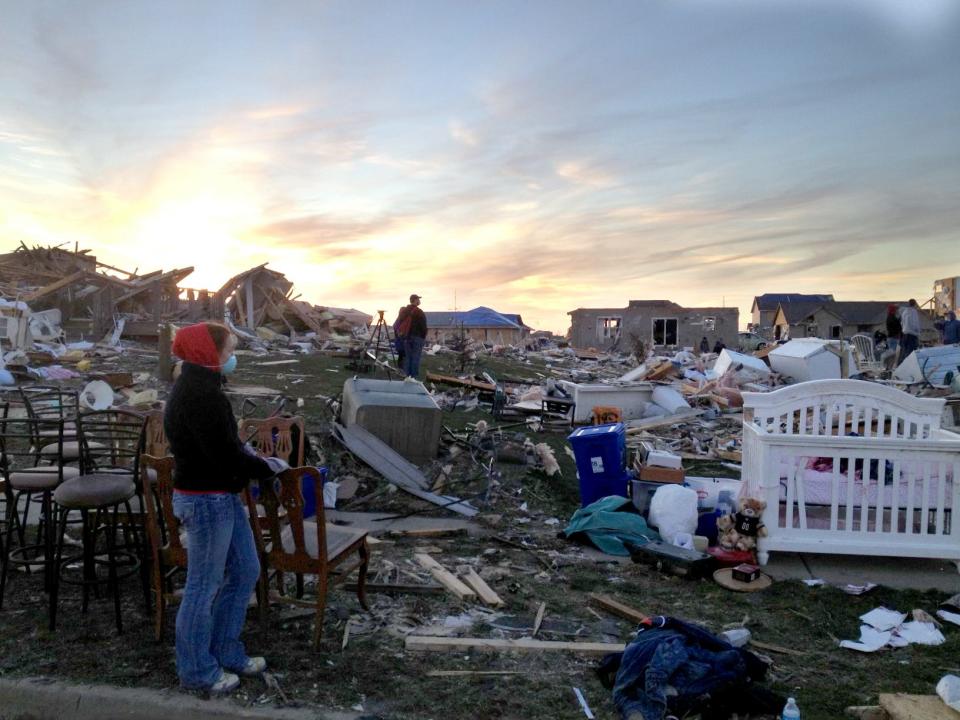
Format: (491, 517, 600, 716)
(562, 495, 659, 556)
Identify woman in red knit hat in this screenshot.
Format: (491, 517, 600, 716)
(164, 322, 286, 694)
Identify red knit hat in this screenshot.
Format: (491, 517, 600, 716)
(172, 323, 221, 369)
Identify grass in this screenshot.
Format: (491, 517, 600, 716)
(0, 346, 956, 719)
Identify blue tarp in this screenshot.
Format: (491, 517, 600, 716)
(424, 306, 526, 330)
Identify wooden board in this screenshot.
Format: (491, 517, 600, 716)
(458, 567, 504, 607)
(425, 372, 496, 392)
(343, 581, 444, 596)
(415, 554, 476, 601)
(879, 694, 959, 720)
(589, 593, 647, 625)
(405, 636, 625, 655)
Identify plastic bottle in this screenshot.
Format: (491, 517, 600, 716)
(781, 697, 800, 720)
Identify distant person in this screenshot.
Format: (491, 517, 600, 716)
(898, 299, 921, 359)
(884, 304, 902, 369)
(943, 311, 960, 345)
(399, 294, 427, 378)
(712, 338, 726, 354)
(699, 337, 709, 354)
(392, 305, 408, 369)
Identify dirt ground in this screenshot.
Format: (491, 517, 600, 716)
(0, 347, 957, 720)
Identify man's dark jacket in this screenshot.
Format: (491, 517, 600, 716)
(405, 305, 428, 339)
(164, 363, 273, 493)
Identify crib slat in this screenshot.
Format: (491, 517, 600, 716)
(860, 454, 870, 533)
(796, 460, 807, 530)
(874, 453, 885, 533)
(830, 453, 840, 531)
(845, 453, 856, 533)
(799, 405, 808, 435)
(906, 464, 916, 535)
(935, 461, 946, 537)
(786, 463, 796, 530)
(889, 459, 901, 534)
(920, 461, 931, 536)
(861, 406, 870, 438)
(813, 405, 822, 436)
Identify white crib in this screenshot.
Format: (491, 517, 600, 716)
(742, 379, 960, 569)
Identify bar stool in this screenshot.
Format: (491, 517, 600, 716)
(49, 410, 148, 632)
(0, 416, 75, 609)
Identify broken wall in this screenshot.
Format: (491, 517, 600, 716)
(568, 302, 738, 351)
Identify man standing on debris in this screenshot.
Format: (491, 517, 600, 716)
(398, 294, 427, 378)
(164, 322, 288, 694)
(392, 305, 408, 369)
(885, 304, 902, 366)
(699, 337, 709, 354)
(712, 337, 726, 354)
(942, 311, 960, 345)
(898, 299, 921, 359)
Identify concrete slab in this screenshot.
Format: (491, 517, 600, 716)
(764, 552, 960, 593)
(0, 676, 358, 720)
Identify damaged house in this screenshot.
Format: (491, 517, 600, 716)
(773, 300, 935, 341)
(568, 300, 738, 351)
(423, 306, 530, 346)
(750, 293, 833, 337)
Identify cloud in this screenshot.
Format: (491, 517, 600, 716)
(448, 119, 478, 147)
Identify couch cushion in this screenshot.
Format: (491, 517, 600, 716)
(9, 465, 81, 490)
(53, 474, 136, 509)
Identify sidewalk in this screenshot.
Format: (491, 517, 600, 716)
(764, 552, 960, 593)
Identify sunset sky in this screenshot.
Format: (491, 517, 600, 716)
(2, 1, 958, 333)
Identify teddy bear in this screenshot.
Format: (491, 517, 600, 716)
(716, 513, 740, 551)
(731, 497, 768, 552)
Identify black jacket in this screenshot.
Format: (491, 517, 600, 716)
(886, 314, 902, 339)
(406, 305, 428, 339)
(164, 363, 273, 493)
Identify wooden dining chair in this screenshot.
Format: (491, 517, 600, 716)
(248, 466, 369, 648)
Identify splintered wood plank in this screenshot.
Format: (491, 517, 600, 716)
(405, 636, 625, 655)
(589, 593, 647, 625)
(879, 694, 960, 720)
(458, 567, 504, 607)
(414, 554, 476, 601)
(425, 373, 496, 392)
(532, 602, 546, 636)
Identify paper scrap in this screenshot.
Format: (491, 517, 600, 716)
(840, 625, 892, 653)
(894, 621, 945, 646)
(843, 582, 877, 595)
(803, 579, 825, 587)
(860, 607, 907, 632)
(937, 609, 960, 627)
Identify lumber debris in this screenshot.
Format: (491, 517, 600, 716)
(405, 636, 626, 655)
(532, 601, 547, 636)
(458, 567, 504, 607)
(589, 593, 648, 625)
(414, 554, 476, 601)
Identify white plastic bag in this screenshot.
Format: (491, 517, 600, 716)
(648, 484, 699, 542)
(937, 674, 960, 711)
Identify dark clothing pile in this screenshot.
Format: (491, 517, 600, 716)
(164, 363, 273, 493)
(597, 616, 781, 720)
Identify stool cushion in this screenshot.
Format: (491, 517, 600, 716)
(40, 440, 105, 460)
(54, 474, 136, 509)
(9, 465, 81, 491)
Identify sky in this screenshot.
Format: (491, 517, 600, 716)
(1, 0, 959, 333)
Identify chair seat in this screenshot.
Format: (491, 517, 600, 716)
(54, 474, 136, 509)
(279, 521, 366, 561)
(9, 465, 81, 491)
(40, 440, 105, 461)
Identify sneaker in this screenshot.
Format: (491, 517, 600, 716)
(237, 656, 267, 677)
(209, 670, 240, 694)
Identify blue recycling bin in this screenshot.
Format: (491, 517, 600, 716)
(567, 423, 629, 506)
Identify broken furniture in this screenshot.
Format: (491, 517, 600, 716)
(341, 378, 441, 466)
(541, 396, 575, 425)
(768, 339, 854, 382)
(893, 344, 960, 387)
(851, 334, 883, 374)
(248, 466, 370, 648)
(139, 455, 187, 641)
(558, 381, 654, 424)
(742, 379, 960, 568)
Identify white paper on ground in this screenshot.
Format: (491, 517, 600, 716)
(840, 625, 892, 652)
(803, 579, 825, 587)
(895, 621, 945, 646)
(860, 607, 907, 632)
(843, 582, 877, 595)
(937, 609, 960, 627)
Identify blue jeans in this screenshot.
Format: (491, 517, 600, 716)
(403, 336, 425, 378)
(172, 491, 260, 689)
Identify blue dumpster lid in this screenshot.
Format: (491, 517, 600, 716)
(567, 422, 625, 440)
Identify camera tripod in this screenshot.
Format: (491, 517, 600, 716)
(347, 310, 402, 377)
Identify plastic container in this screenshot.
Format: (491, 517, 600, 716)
(568, 423, 629, 506)
(630, 479, 661, 518)
(721, 628, 751, 648)
(781, 697, 800, 720)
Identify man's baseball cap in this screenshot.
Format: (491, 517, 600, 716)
(410, 294, 422, 302)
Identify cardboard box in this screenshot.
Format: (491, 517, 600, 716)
(638, 464, 685, 483)
(732, 563, 761, 583)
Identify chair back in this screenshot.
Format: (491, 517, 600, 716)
(142, 410, 170, 457)
(19, 387, 79, 424)
(851, 334, 879, 369)
(249, 466, 325, 573)
(238, 416, 306, 466)
(0, 415, 67, 483)
(77, 410, 147, 479)
(140, 454, 186, 568)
